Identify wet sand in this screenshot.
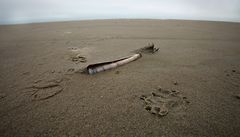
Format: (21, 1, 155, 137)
(0, 19, 240, 137)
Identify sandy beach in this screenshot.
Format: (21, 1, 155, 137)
(0, 19, 240, 137)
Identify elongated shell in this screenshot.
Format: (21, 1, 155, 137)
(88, 53, 141, 75)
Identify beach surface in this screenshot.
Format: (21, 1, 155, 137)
(0, 19, 240, 137)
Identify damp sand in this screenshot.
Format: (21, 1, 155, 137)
(0, 19, 240, 137)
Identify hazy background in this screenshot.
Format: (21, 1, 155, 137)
(0, 0, 240, 24)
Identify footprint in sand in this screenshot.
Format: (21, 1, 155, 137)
(140, 87, 189, 117)
(68, 47, 88, 64)
(71, 54, 87, 63)
(27, 79, 63, 101)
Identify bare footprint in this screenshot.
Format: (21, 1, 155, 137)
(140, 87, 189, 117)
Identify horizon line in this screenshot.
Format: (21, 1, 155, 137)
(1, 18, 240, 26)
